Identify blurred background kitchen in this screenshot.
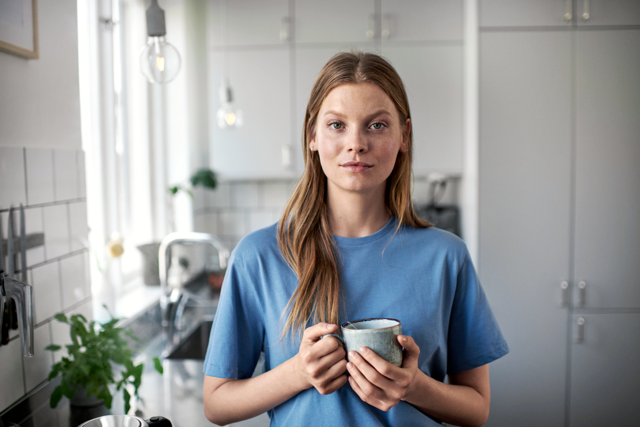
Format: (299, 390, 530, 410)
(0, 0, 638, 426)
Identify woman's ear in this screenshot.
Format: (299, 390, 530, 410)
(309, 136, 317, 151)
(400, 118, 411, 152)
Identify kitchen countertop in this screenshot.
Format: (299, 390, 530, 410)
(0, 275, 270, 427)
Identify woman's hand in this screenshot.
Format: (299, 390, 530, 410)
(293, 322, 348, 395)
(347, 335, 421, 411)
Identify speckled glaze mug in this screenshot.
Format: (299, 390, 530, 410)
(323, 318, 403, 367)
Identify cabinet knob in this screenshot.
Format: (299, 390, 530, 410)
(582, 0, 590, 21)
(280, 17, 289, 42)
(577, 280, 586, 307)
(564, 0, 572, 23)
(560, 281, 569, 307)
(576, 316, 585, 343)
(367, 14, 375, 39)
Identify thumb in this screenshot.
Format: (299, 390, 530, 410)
(399, 335, 420, 367)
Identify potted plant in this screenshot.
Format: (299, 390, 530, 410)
(45, 308, 163, 414)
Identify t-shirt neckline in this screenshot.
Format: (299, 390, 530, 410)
(332, 216, 397, 247)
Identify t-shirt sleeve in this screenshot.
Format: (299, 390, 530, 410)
(447, 253, 509, 374)
(203, 250, 265, 379)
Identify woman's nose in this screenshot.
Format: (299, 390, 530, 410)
(346, 128, 368, 153)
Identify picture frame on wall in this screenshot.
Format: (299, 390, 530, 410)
(0, 0, 38, 59)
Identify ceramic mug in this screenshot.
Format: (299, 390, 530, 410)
(322, 318, 403, 367)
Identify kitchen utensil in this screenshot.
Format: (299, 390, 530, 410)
(78, 415, 172, 427)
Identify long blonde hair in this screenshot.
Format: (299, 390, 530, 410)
(277, 51, 430, 340)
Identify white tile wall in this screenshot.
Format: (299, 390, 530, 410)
(25, 148, 55, 205)
(231, 182, 259, 208)
(77, 151, 86, 198)
(54, 150, 78, 201)
(0, 147, 26, 208)
(24, 206, 45, 267)
(0, 338, 25, 410)
(23, 323, 53, 391)
(43, 204, 69, 259)
(0, 148, 90, 415)
(60, 253, 89, 310)
(249, 211, 275, 231)
(31, 259, 62, 324)
(208, 182, 231, 208)
(219, 211, 246, 236)
(262, 181, 289, 208)
(68, 201, 89, 251)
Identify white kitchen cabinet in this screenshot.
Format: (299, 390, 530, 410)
(480, 2, 640, 425)
(479, 30, 573, 427)
(294, 0, 376, 44)
(209, 0, 290, 47)
(383, 45, 464, 175)
(380, 0, 463, 42)
(481, 0, 640, 27)
(210, 48, 296, 179)
(573, 30, 640, 309)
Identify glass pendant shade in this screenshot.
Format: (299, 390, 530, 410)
(139, 36, 181, 84)
(217, 83, 243, 129)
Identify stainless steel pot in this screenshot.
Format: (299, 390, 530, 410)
(78, 415, 171, 427)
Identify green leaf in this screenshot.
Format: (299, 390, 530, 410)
(168, 185, 180, 195)
(50, 386, 63, 408)
(124, 388, 132, 414)
(61, 379, 75, 399)
(190, 168, 217, 190)
(45, 344, 61, 352)
(153, 357, 164, 374)
(54, 313, 69, 324)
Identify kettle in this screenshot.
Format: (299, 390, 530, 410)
(78, 415, 172, 427)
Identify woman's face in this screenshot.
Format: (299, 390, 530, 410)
(310, 82, 409, 199)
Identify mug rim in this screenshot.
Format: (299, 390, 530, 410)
(341, 317, 401, 331)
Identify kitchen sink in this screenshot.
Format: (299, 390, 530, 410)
(166, 319, 213, 360)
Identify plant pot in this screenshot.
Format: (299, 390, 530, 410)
(70, 385, 105, 408)
(137, 242, 161, 286)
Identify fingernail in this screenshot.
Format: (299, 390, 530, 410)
(349, 351, 357, 359)
(326, 324, 334, 330)
(347, 362, 353, 370)
(360, 347, 368, 354)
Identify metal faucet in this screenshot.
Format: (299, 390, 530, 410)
(0, 272, 34, 357)
(158, 232, 229, 330)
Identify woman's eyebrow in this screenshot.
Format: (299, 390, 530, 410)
(322, 109, 393, 119)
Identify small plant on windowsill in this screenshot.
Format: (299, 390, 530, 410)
(45, 307, 163, 414)
(168, 168, 218, 198)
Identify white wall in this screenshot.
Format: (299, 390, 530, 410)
(0, 0, 82, 150)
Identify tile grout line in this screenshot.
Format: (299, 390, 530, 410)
(23, 148, 29, 206)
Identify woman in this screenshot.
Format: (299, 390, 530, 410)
(203, 51, 508, 427)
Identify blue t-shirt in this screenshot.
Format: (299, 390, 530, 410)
(204, 218, 508, 426)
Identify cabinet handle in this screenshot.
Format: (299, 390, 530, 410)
(564, 0, 572, 23)
(280, 17, 289, 42)
(366, 14, 375, 39)
(582, 0, 590, 21)
(382, 14, 390, 40)
(576, 316, 585, 343)
(560, 281, 569, 307)
(577, 280, 586, 307)
(282, 145, 291, 169)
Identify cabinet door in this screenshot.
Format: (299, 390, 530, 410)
(573, 30, 640, 308)
(294, 0, 375, 44)
(576, 0, 640, 26)
(380, 0, 463, 42)
(210, 49, 296, 179)
(479, 31, 573, 427)
(480, 0, 572, 27)
(209, 0, 290, 47)
(569, 313, 640, 427)
(382, 45, 463, 175)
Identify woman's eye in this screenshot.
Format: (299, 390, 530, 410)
(370, 122, 385, 130)
(329, 122, 343, 130)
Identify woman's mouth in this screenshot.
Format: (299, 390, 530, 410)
(341, 161, 373, 172)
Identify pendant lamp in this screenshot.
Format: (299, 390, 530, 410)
(140, 0, 181, 84)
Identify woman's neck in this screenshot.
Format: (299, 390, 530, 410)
(326, 185, 390, 238)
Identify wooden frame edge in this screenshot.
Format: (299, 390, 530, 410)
(0, 0, 39, 59)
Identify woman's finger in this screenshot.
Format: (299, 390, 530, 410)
(349, 349, 395, 389)
(398, 335, 420, 369)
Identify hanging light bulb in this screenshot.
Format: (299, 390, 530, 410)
(139, 0, 181, 84)
(217, 82, 243, 129)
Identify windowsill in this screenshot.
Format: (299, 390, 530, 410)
(92, 276, 163, 324)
